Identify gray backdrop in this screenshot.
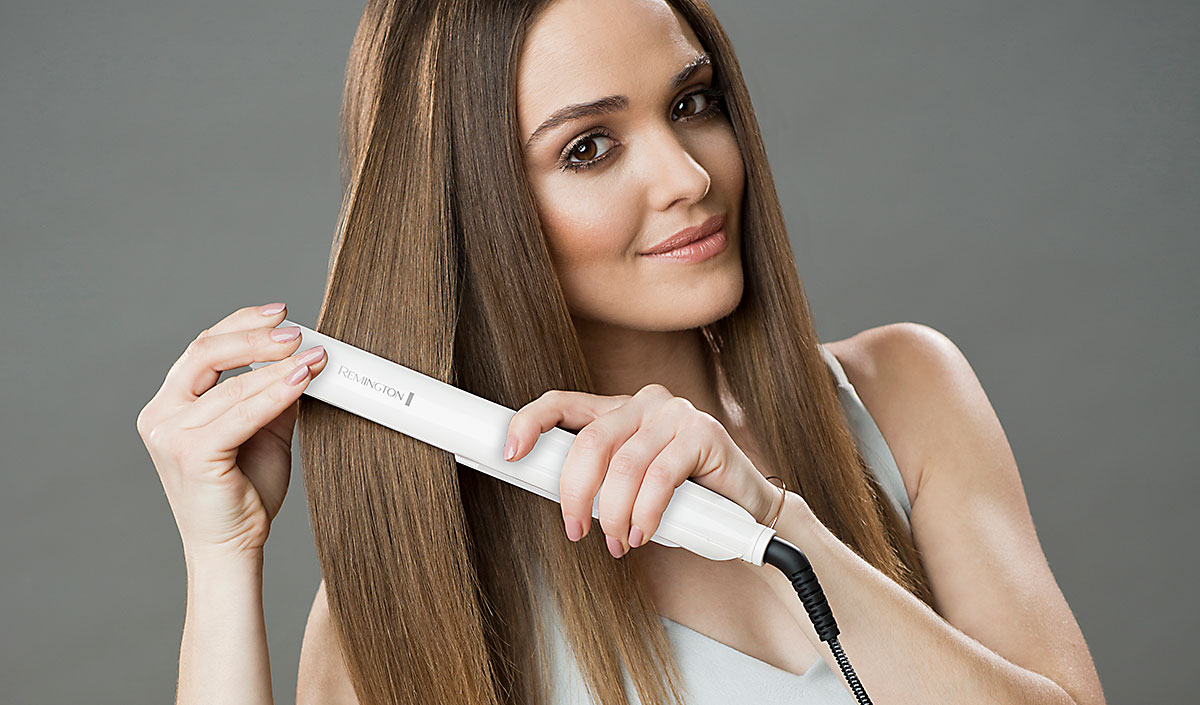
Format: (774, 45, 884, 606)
(2, 1, 1196, 702)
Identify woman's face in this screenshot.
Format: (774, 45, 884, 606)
(517, 0, 746, 333)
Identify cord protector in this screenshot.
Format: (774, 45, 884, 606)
(764, 536, 873, 704)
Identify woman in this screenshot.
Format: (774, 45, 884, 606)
(136, 0, 1107, 704)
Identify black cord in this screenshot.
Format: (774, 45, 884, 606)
(763, 536, 873, 704)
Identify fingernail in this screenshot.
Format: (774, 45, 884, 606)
(286, 364, 309, 385)
(271, 326, 301, 342)
(504, 435, 516, 461)
(564, 516, 583, 542)
(607, 535, 627, 558)
(295, 345, 325, 365)
(259, 302, 286, 316)
(628, 526, 644, 549)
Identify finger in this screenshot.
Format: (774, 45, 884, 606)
(165, 324, 308, 412)
(505, 390, 632, 461)
(627, 430, 702, 549)
(596, 421, 676, 555)
(558, 397, 651, 542)
(204, 356, 320, 459)
(203, 302, 289, 339)
(177, 344, 328, 431)
(158, 304, 295, 406)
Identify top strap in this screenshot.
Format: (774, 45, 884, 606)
(818, 344, 914, 529)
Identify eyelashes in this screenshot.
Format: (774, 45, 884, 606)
(556, 86, 727, 173)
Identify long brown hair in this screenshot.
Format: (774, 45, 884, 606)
(297, 1, 934, 703)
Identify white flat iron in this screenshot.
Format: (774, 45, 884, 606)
(249, 320, 777, 565)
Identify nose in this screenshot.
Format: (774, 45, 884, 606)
(643, 126, 712, 211)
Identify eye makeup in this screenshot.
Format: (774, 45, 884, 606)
(555, 85, 727, 173)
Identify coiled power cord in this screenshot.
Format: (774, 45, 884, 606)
(763, 536, 873, 704)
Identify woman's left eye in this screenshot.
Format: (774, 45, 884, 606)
(671, 87, 724, 122)
(556, 87, 725, 173)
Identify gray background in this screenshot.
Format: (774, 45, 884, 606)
(2, 0, 1196, 702)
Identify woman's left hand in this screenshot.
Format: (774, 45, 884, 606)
(503, 384, 783, 559)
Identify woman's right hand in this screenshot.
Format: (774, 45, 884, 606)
(136, 303, 328, 562)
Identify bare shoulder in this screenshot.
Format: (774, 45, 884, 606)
(297, 579, 361, 705)
(822, 322, 964, 509)
(829, 324, 1109, 705)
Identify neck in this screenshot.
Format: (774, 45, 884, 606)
(572, 317, 744, 436)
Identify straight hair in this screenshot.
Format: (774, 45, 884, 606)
(298, 1, 934, 703)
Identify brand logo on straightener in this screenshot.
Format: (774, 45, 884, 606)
(336, 365, 414, 406)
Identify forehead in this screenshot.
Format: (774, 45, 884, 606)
(517, 0, 705, 128)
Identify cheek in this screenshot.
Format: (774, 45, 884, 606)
(532, 184, 645, 320)
(533, 180, 640, 268)
(701, 125, 745, 203)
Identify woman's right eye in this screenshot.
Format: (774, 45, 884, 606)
(558, 131, 618, 172)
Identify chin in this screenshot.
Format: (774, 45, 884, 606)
(571, 257, 745, 332)
(637, 271, 745, 331)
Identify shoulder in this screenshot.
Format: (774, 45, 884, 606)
(822, 322, 978, 509)
(829, 326, 1108, 705)
(298, 579, 361, 704)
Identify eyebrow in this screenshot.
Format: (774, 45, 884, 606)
(523, 52, 713, 151)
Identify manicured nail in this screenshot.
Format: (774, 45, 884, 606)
(286, 364, 309, 385)
(504, 435, 517, 461)
(295, 345, 325, 365)
(607, 535, 626, 558)
(628, 526, 644, 549)
(564, 516, 583, 542)
(259, 302, 286, 316)
(271, 326, 301, 342)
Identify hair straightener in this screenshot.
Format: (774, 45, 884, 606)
(249, 320, 874, 703)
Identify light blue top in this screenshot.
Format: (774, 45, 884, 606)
(539, 343, 913, 704)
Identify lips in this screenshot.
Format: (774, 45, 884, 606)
(639, 213, 726, 255)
